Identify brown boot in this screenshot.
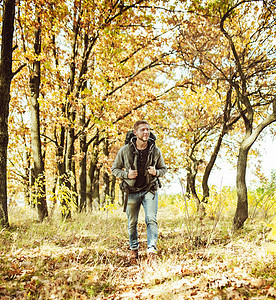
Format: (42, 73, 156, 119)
(129, 249, 138, 260)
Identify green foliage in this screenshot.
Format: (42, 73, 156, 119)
(205, 186, 237, 218)
(160, 186, 237, 219)
(249, 172, 276, 220)
(29, 173, 46, 207)
(55, 172, 78, 217)
(99, 195, 117, 213)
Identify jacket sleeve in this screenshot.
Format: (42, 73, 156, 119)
(111, 147, 129, 180)
(155, 147, 167, 177)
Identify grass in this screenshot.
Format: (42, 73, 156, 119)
(0, 197, 275, 299)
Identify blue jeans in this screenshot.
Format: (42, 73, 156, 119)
(126, 190, 158, 253)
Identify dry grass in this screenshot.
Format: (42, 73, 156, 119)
(0, 200, 275, 299)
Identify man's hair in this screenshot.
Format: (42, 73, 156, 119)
(133, 120, 149, 131)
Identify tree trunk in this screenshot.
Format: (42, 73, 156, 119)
(61, 116, 75, 219)
(23, 145, 32, 205)
(202, 133, 224, 202)
(78, 33, 89, 212)
(100, 136, 110, 207)
(86, 134, 100, 211)
(233, 144, 249, 230)
(0, 97, 10, 227)
(202, 88, 233, 202)
(92, 166, 100, 209)
(101, 171, 110, 207)
(79, 135, 87, 211)
(29, 10, 48, 221)
(29, 167, 35, 208)
(186, 156, 201, 211)
(187, 170, 200, 210)
(0, 0, 16, 227)
(233, 109, 276, 230)
(86, 158, 95, 211)
(110, 175, 116, 204)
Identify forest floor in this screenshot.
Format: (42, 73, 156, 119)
(0, 202, 275, 299)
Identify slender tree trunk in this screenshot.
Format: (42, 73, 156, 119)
(61, 113, 76, 219)
(92, 166, 100, 209)
(233, 107, 276, 230)
(110, 175, 116, 204)
(86, 159, 95, 211)
(86, 133, 100, 211)
(100, 137, 110, 207)
(233, 143, 249, 230)
(202, 133, 224, 202)
(186, 156, 201, 211)
(23, 145, 31, 204)
(187, 170, 200, 210)
(0, 0, 15, 227)
(86, 152, 99, 210)
(29, 11, 48, 221)
(202, 88, 233, 202)
(79, 130, 87, 211)
(29, 167, 35, 208)
(78, 33, 89, 212)
(101, 171, 110, 207)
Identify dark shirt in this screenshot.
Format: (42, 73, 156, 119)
(134, 147, 149, 189)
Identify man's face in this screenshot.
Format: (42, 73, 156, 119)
(134, 124, 150, 142)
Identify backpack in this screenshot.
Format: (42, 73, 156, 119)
(124, 130, 157, 170)
(120, 130, 161, 212)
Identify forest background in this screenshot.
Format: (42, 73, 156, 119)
(0, 0, 275, 227)
(0, 0, 276, 298)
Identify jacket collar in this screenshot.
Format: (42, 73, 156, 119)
(130, 136, 155, 152)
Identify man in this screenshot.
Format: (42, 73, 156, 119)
(112, 120, 167, 261)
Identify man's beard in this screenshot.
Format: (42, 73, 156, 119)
(137, 136, 148, 142)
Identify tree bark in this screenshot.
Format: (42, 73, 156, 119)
(78, 34, 88, 212)
(23, 143, 32, 205)
(233, 143, 249, 230)
(110, 175, 116, 204)
(233, 109, 276, 230)
(101, 171, 110, 207)
(79, 117, 87, 211)
(86, 149, 99, 210)
(86, 132, 100, 211)
(92, 166, 101, 209)
(186, 157, 201, 211)
(202, 132, 224, 202)
(0, 0, 16, 227)
(29, 10, 48, 221)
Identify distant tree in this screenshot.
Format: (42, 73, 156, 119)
(28, 6, 48, 221)
(218, 0, 276, 229)
(172, 0, 276, 228)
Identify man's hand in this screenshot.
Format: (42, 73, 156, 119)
(148, 166, 157, 176)
(128, 169, 138, 179)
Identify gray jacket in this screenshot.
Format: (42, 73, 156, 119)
(112, 137, 167, 188)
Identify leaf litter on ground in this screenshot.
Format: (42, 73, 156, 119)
(0, 205, 275, 299)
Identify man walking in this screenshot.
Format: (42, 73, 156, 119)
(112, 120, 167, 261)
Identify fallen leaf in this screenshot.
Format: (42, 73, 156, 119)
(250, 278, 266, 288)
(267, 286, 276, 297)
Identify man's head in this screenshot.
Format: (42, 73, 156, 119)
(133, 120, 150, 143)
